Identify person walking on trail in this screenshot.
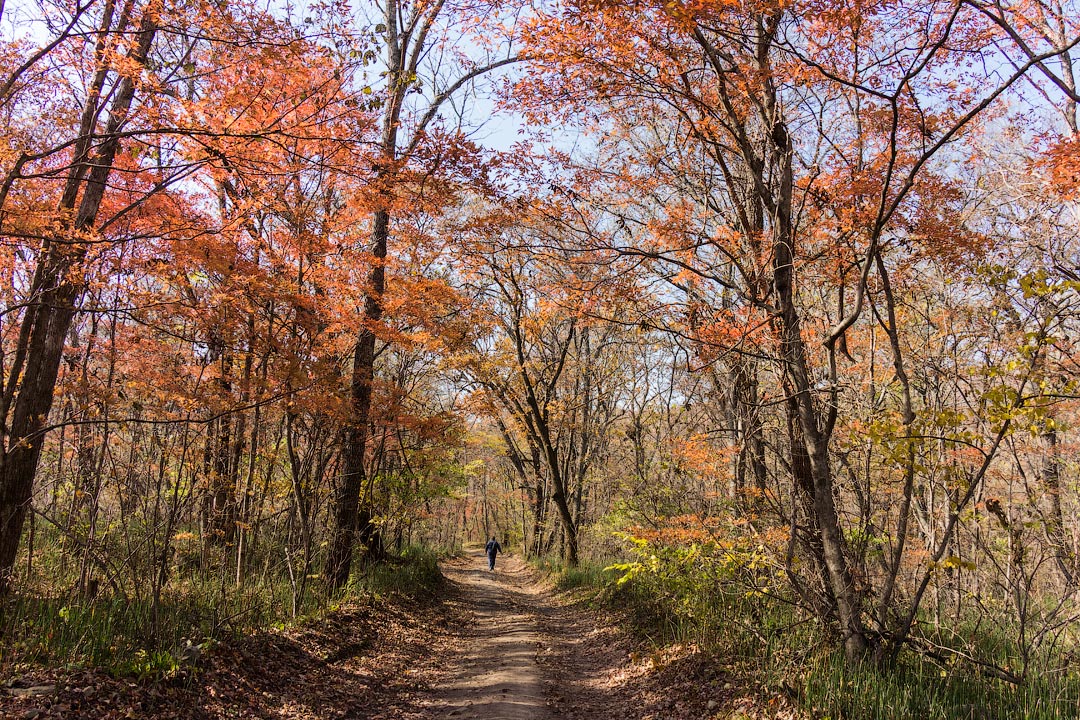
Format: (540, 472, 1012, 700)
(485, 536, 502, 571)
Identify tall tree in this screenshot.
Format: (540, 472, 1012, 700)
(325, 0, 520, 589)
(0, 0, 356, 594)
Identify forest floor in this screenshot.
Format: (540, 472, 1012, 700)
(1, 552, 800, 719)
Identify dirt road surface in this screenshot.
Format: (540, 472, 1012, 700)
(419, 551, 773, 720)
(425, 554, 548, 719)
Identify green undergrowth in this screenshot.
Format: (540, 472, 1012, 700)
(533, 555, 621, 591)
(548, 542, 1080, 720)
(0, 544, 445, 680)
(800, 652, 1080, 720)
(343, 545, 444, 599)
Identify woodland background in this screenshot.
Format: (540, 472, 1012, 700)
(1, 0, 1080, 715)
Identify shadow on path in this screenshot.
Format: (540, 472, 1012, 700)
(424, 553, 549, 720)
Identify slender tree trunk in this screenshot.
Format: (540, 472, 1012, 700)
(325, 0, 414, 590)
(205, 348, 238, 546)
(528, 392, 578, 564)
(730, 358, 767, 508)
(871, 253, 919, 639)
(770, 116, 869, 662)
(1042, 426, 1073, 585)
(777, 298, 868, 660)
(783, 389, 836, 618)
(324, 0, 516, 586)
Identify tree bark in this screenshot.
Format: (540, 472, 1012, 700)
(326, 207, 388, 589)
(772, 175, 869, 663)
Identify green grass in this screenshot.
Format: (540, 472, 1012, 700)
(0, 544, 446, 679)
(800, 651, 1080, 720)
(346, 545, 445, 598)
(0, 594, 218, 679)
(531, 556, 621, 591)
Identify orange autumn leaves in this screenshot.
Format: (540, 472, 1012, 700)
(1046, 136, 1080, 197)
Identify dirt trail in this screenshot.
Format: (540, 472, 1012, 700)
(1, 552, 778, 719)
(422, 552, 762, 720)
(425, 553, 549, 719)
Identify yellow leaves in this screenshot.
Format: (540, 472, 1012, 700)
(606, 560, 645, 587)
(1017, 269, 1052, 299)
(928, 555, 976, 572)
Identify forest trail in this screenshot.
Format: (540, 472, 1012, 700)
(420, 551, 752, 720)
(1, 551, 768, 719)
(425, 553, 549, 719)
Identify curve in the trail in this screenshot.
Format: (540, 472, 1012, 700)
(426, 554, 549, 720)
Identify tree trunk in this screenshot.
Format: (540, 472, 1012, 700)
(0, 10, 157, 594)
(769, 111, 869, 662)
(730, 358, 767, 508)
(774, 220, 869, 664)
(325, 205, 388, 589)
(1042, 426, 1073, 585)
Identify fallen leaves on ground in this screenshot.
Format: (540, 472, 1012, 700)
(0, 591, 465, 720)
(537, 589, 806, 720)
